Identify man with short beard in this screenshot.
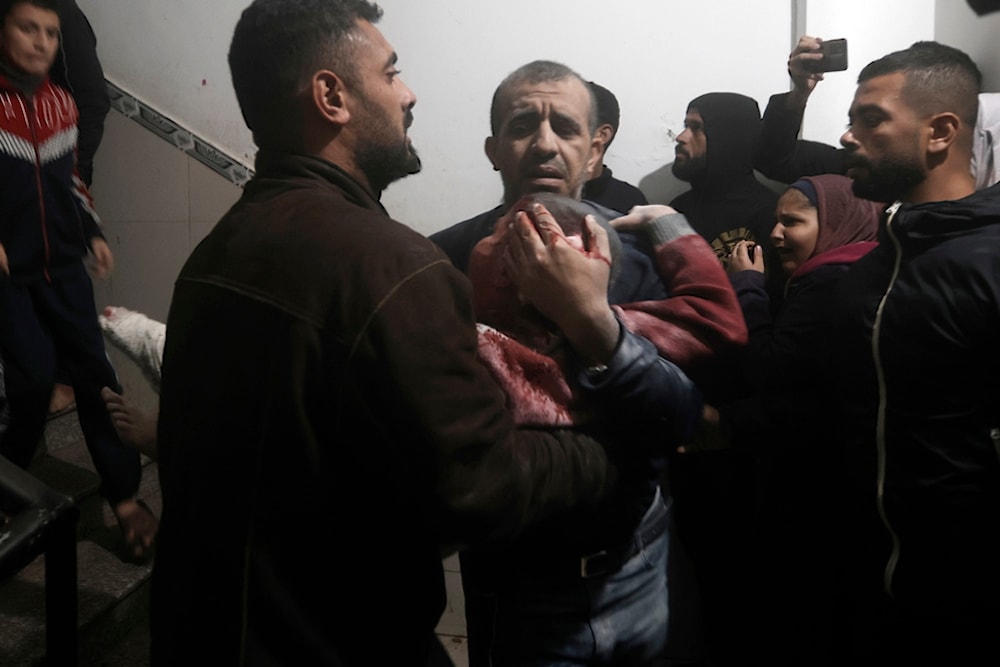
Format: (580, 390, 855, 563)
(151, 3, 698, 666)
(832, 40, 1000, 664)
(664, 91, 783, 667)
(670, 93, 781, 286)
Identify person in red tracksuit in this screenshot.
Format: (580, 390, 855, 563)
(0, 0, 156, 560)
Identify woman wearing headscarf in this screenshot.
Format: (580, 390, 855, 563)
(723, 173, 883, 666)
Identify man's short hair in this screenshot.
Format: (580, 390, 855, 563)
(858, 40, 982, 128)
(489, 60, 598, 137)
(228, 0, 383, 149)
(588, 82, 621, 148)
(1, 0, 59, 21)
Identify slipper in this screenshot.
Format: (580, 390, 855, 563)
(114, 497, 159, 563)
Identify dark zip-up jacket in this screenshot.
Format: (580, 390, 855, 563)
(51, 0, 110, 187)
(0, 73, 102, 284)
(833, 182, 1000, 615)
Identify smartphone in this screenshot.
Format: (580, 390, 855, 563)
(805, 38, 848, 73)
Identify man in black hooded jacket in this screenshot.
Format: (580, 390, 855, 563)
(670, 92, 779, 284)
(665, 91, 780, 666)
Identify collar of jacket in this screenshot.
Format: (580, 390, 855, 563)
(883, 181, 1000, 244)
(788, 241, 878, 282)
(251, 149, 388, 216)
(0, 65, 46, 96)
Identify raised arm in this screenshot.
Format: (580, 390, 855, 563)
(754, 36, 848, 182)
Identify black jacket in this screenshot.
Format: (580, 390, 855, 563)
(753, 92, 846, 184)
(51, 0, 110, 187)
(670, 92, 782, 302)
(833, 183, 1000, 615)
(583, 165, 648, 214)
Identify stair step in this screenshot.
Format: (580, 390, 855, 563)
(0, 407, 159, 666)
(0, 539, 153, 665)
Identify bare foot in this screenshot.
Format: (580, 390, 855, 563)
(102, 386, 158, 460)
(48, 382, 75, 416)
(112, 497, 158, 562)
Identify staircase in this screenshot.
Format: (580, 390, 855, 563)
(0, 405, 160, 666)
(0, 387, 468, 666)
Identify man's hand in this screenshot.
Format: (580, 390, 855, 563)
(727, 240, 765, 274)
(0, 242, 8, 276)
(88, 237, 114, 279)
(609, 204, 678, 231)
(502, 202, 619, 364)
(787, 35, 826, 108)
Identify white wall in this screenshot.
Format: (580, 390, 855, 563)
(77, 0, 997, 237)
(77, 0, 791, 235)
(796, 0, 935, 146)
(935, 0, 1000, 91)
(373, 1, 792, 229)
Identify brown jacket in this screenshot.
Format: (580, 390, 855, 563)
(152, 152, 629, 666)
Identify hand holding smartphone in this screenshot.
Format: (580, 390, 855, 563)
(803, 38, 848, 73)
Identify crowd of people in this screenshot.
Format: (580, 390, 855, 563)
(1, 0, 999, 665)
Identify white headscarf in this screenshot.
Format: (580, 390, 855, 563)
(972, 92, 1000, 190)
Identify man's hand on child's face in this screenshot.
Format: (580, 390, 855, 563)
(502, 204, 612, 330)
(88, 237, 115, 279)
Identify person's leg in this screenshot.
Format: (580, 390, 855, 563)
(461, 489, 672, 667)
(40, 272, 156, 559)
(586, 488, 670, 665)
(48, 380, 75, 415)
(461, 548, 597, 667)
(0, 282, 57, 468)
(101, 386, 158, 459)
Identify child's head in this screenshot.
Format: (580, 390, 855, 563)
(770, 174, 882, 276)
(467, 192, 623, 350)
(0, 0, 60, 79)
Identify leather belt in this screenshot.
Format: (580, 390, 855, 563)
(578, 496, 669, 579)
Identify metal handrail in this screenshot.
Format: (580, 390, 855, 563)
(1, 453, 80, 666)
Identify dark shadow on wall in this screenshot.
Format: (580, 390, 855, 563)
(968, 0, 1000, 15)
(639, 161, 787, 207)
(639, 162, 689, 206)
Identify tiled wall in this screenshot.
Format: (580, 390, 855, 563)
(89, 110, 242, 413)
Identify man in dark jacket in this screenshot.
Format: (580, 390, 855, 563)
(51, 0, 109, 188)
(753, 35, 1000, 192)
(665, 91, 783, 666)
(582, 80, 649, 214)
(670, 92, 778, 266)
(430, 58, 747, 666)
(46, 0, 112, 416)
(151, 2, 701, 665)
(834, 40, 1000, 664)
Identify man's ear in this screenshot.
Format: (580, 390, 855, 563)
(585, 132, 602, 178)
(927, 111, 961, 156)
(595, 123, 614, 150)
(484, 136, 499, 171)
(312, 70, 351, 126)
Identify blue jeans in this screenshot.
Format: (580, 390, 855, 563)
(463, 488, 671, 667)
